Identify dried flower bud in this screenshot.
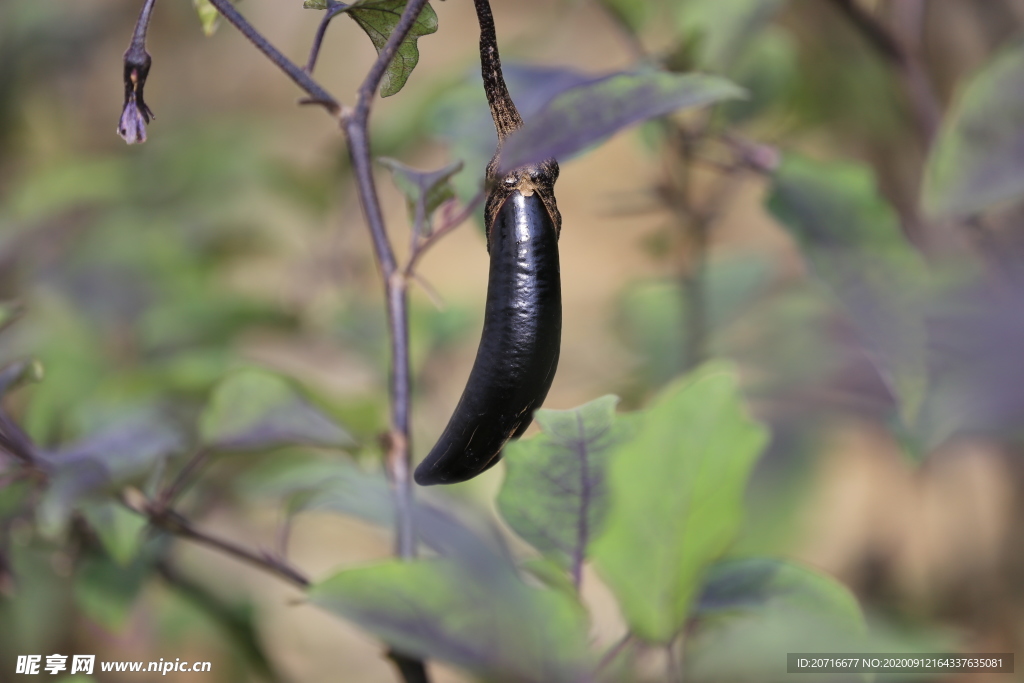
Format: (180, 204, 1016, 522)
(118, 93, 150, 144)
(118, 47, 155, 145)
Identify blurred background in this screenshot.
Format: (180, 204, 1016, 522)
(2, 0, 1024, 681)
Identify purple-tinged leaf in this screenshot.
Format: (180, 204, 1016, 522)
(428, 64, 596, 204)
(767, 156, 930, 429)
(309, 558, 592, 683)
(919, 278, 1024, 446)
(923, 37, 1024, 218)
(497, 396, 635, 582)
(199, 369, 356, 451)
(49, 410, 183, 477)
(498, 69, 744, 172)
(36, 410, 183, 533)
(240, 456, 510, 567)
(379, 158, 463, 224)
(504, 65, 599, 116)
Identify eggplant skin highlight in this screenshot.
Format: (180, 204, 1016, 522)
(414, 180, 561, 486)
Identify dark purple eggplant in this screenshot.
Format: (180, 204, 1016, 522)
(414, 0, 562, 486)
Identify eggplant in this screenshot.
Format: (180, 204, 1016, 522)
(414, 0, 562, 485)
(415, 176, 561, 484)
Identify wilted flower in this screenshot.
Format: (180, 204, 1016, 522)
(118, 92, 152, 144)
(118, 47, 155, 145)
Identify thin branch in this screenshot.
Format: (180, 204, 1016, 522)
(127, 3, 441, 680)
(275, 507, 295, 559)
(404, 190, 487, 277)
(205, 0, 341, 115)
(0, 411, 37, 466)
(831, 0, 905, 63)
(337, 5, 434, 680)
(157, 446, 210, 508)
(343, 0, 433, 274)
(344, 123, 398, 275)
(341, 0, 431, 560)
(667, 642, 683, 683)
(409, 272, 445, 310)
(829, 0, 941, 143)
(408, 192, 429, 260)
(140, 503, 310, 588)
(305, 2, 351, 74)
(718, 132, 780, 175)
(598, 633, 635, 671)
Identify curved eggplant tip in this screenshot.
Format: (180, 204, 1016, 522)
(413, 450, 503, 487)
(413, 462, 443, 486)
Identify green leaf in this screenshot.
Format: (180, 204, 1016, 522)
(7, 158, 125, 222)
(767, 155, 930, 428)
(199, 369, 356, 451)
(324, 0, 439, 98)
(73, 554, 150, 631)
(677, 0, 786, 72)
(719, 27, 797, 124)
(617, 254, 773, 389)
(379, 158, 462, 224)
(686, 559, 866, 682)
(693, 558, 863, 625)
(519, 557, 578, 596)
(596, 0, 651, 32)
(0, 480, 32, 520)
(193, 0, 223, 36)
(309, 559, 592, 682)
(0, 545, 75, 652)
(923, 37, 1024, 218)
(500, 69, 744, 171)
(497, 395, 635, 575)
(81, 501, 148, 566)
(591, 363, 767, 643)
